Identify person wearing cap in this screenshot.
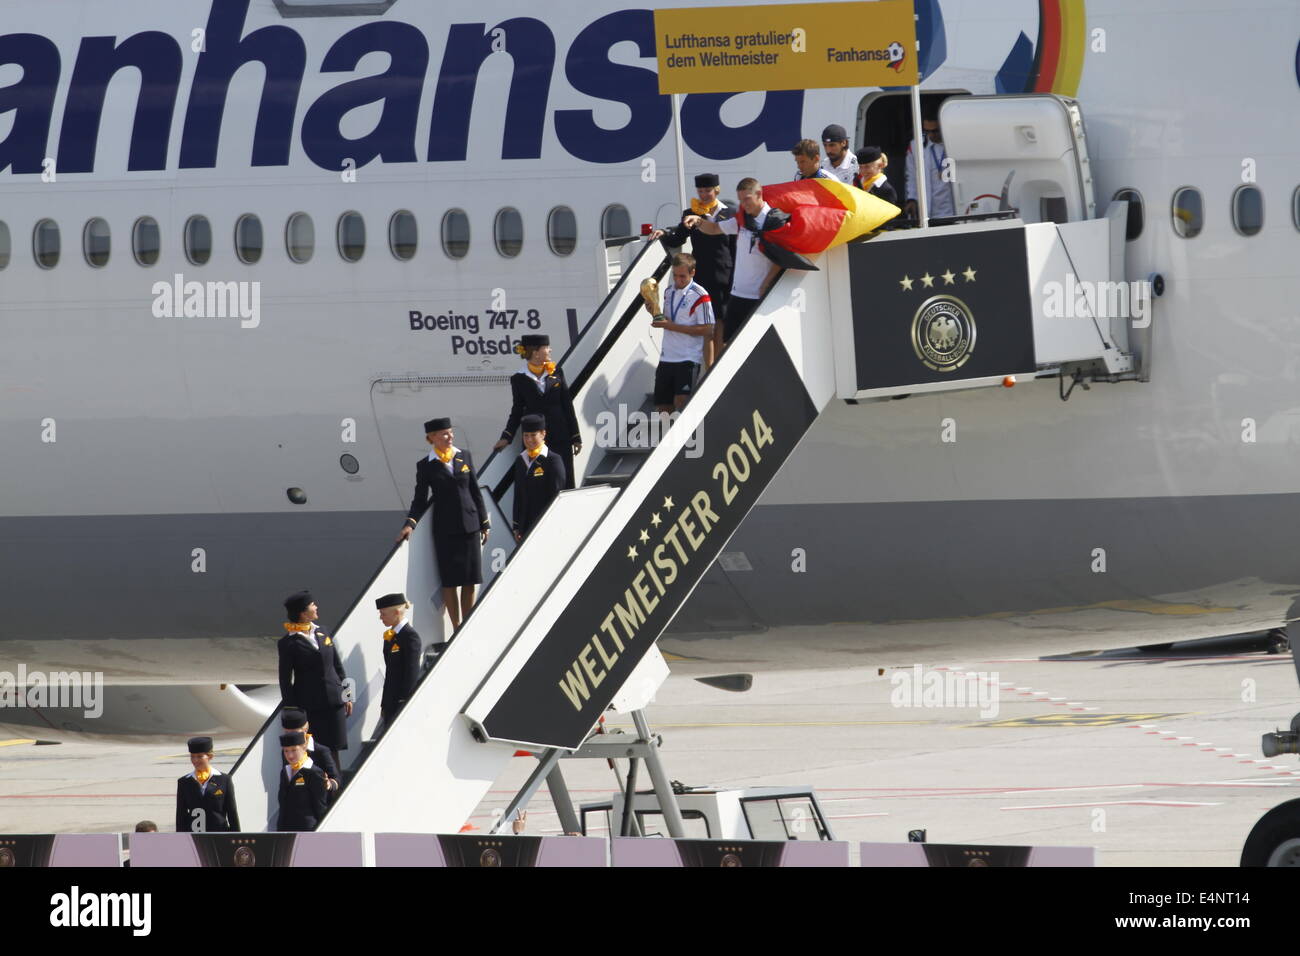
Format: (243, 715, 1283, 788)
(493, 335, 581, 489)
(792, 139, 833, 181)
(648, 173, 736, 368)
(276, 731, 330, 832)
(511, 414, 566, 542)
(854, 146, 898, 204)
(280, 707, 339, 788)
(277, 590, 350, 772)
(643, 252, 714, 415)
(397, 419, 491, 632)
(820, 124, 859, 185)
(175, 736, 240, 833)
(376, 593, 422, 729)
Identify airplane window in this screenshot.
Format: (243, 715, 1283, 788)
(1171, 187, 1203, 238)
(494, 207, 523, 258)
(235, 214, 263, 264)
(83, 217, 110, 268)
(0, 221, 9, 269)
(1232, 185, 1263, 237)
(33, 219, 60, 269)
(1293, 187, 1300, 231)
(547, 206, 577, 256)
(601, 203, 632, 239)
(185, 216, 212, 265)
(441, 209, 470, 259)
(286, 212, 314, 263)
(337, 211, 365, 262)
(1112, 188, 1143, 241)
(389, 210, 417, 261)
(133, 217, 160, 266)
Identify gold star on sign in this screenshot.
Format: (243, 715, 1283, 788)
(920, 272, 934, 288)
(899, 274, 913, 291)
(650, 512, 662, 527)
(941, 269, 955, 285)
(963, 266, 976, 282)
(627, 546, 638, 560)
(639, 529, 649, 544)
(663, 496, 674, 510)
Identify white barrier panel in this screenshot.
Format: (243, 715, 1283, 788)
(0, 834, 122, 867)
(374, 833, 605, 867)
(859, 842, 1095, 866)
(129, 832, 363, 867)
(612, 838, 849, 867)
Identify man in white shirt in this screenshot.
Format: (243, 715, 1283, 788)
(905, 115, 956, 219)
(643, 253, 715, 414)
(684, 178, 782, 348)
(819, 123, 859, 185)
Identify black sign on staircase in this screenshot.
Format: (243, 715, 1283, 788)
(476, 327, 818, 749)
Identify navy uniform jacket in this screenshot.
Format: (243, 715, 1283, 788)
(858, 174, 899, 205)
(512, 450, 565, 537)
(661, 201, 736, 302)
(277, 628, 347, 714)
(500, 371, 580, 451)
(381, 621, 422, 717)
(277, 762, 330, 832)
(176, 772, 240, 832)
(406, 448, 489, 535)
(302, 732, 339, 782)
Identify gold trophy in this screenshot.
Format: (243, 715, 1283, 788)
(639, 277, 666, 323)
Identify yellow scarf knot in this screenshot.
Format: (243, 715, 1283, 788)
(290, 756, 307, 772)
(383, 628, 396, 641)
(690, 198, 720, 217)
(528, 361, 556, 376)
(433, 445, 455, 464)
(195, 769, 212, 785)
(284, 622, 311, 633)
(527, 444, 548, 461)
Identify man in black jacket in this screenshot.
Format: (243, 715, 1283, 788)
(175, 736, 240, 832)
(397, 418, 491, 631)
(650, 172, 735, 368)
(511, 414, 566, 541)
(277, 590, 350, 771)
(276, 731, 330, 832)
(376, 592, 421, 730)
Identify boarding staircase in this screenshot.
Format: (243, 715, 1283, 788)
(231, 200, 1144, 832)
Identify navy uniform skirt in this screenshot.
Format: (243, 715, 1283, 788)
(308, 705, 347, 752)
(434, 530, 482, 587)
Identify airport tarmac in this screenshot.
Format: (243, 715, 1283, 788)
(1, 621, 1296, 866)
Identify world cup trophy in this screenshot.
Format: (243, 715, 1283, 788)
(639, 277, 666, 323)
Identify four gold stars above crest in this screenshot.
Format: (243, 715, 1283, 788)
(900, 266, 976, 291)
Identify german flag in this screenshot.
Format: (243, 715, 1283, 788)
(762, 179, 902, 256)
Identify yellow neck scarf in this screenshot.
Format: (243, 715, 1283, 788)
(284, 622, 311, 633)
(528, 361, 556, 376)
(527, 444, 548, 461)
(195, 768, 212, 785)
(691, 198, 720, 217)
(383, 628, 396, 641)
(433, 445, 455, 464)
(290, 755, 307, 773)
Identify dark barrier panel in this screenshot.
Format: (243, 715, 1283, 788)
(612, 838, 849, 867)
(860, 842, 1095, 866)
(129, 832, 363, 867)
(0, 834, 121, 867)
(375, 833, 606, 867)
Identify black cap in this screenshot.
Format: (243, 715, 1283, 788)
(822, 123, 848, 143)
(520, 414, 546, 433)
(520, 334, 549, 349)
(283, 590, 312, 620)
(694, 172, 720, 188)
(424, 417, 451, 433)
(375, 592, 407, 609)
(280, 708, 308, 730)
(187, 736, 213, 754)
(856, 146, 883, 165)
(280, 732, 306, 748)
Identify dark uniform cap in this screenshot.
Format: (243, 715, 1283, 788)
(519, 334, 550, 349)
(280, 732, 306, 748)
(694, 172, 720, 188)
(822, 123, 848, 143)
(520, 414, 546, 433)
(187, 736, 214, 754)
(424, 417, 452, 432)
(284, 590, 313, 620)
(375, 592, 408, 609)
(856, 146, 883, 165)
(280, 708, 308, 730)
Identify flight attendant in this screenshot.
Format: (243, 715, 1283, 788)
(175, 736, 240, 832)
(280, 707, 339, 790)
(396, 418, 491, 632)
(511, 414, 566, 541)
(277, 590, 350, 771)
(493, 334, 581, 489)
(376, 592, 421, 730)
(276, 731, 330, 832)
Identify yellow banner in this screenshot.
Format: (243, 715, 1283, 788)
(654, 0, 919, 95)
